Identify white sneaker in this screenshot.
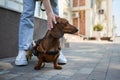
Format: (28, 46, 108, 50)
(58, 50, 67, 65)
(15, 50, 28, 66)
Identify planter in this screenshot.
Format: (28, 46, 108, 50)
(93, 24, 103, 41)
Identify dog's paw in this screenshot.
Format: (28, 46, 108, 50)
(34, 66, 41, 70)
(54, 65, 62, 70)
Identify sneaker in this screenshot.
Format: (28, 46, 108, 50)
(58, 50, 67, 65)
(15, 50, 28, 66)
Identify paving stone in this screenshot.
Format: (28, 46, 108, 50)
(0, 70, 10, 75)
(87, 71, 106, 80)
(49, 74, 69, 80)
(60, 70, 77, 76)
(0, 73, 19, 80)
(34, 77, 47, 80)
(78, 68, 93, 74)
(0, 62, 13, 70)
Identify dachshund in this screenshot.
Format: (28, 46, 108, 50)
(26, 17, 78, 70)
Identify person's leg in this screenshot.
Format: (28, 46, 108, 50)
(50, 0, 67, 64)
(50, 0, 59, 15)
(15, 0, 36, 65)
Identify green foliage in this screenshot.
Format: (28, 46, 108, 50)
(93, 24, 103, 31)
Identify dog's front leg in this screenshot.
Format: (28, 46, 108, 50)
(53, 53, 62, 70)
(34, 55, 43, 70)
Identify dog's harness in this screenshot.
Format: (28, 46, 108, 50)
(33, 39, 60, 56)
(32, 39, 60, 68)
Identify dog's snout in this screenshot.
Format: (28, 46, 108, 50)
(72, 27, 78, 34)
(75, 28, 78, 32)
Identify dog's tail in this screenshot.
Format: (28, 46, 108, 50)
(26, 40, 37, 61)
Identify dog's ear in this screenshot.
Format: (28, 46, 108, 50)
(50, 26, 64, 38)
(56, 17, 61, 23)
(56, 17, 68, 24)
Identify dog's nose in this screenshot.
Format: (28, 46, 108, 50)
(75, 28, 78, 32)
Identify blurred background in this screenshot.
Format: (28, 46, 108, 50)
(0, 0, 119, 39)
(0, 0, 120, 58)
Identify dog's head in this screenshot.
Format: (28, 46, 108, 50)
(50, 17, 78, 38)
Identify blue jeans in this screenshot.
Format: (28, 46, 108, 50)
(19, 0, 59, 50)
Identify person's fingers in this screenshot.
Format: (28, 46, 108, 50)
(53, 16, 57, 24)
(55, 14, 59, 18)
(47, 14, 57, 30)
(47, 19, 53, 30)
(50, 20, 53, 29)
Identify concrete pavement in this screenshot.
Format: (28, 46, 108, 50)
(0, 41, 120, 80)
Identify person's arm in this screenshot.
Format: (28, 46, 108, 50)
(42, 0, 57, 30)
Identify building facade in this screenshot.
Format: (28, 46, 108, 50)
(0, 0, 47, 19)
(0, 0, 114, 39)
(0, 0, 49, 58)
(60, 0, 113, 39)
(0, 0, 23, 13)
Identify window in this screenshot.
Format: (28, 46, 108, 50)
(79, 0, 85, 6)
(73, 0, 79, 7)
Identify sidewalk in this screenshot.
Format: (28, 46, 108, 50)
(0, 40, 120, 80)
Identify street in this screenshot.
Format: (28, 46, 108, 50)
(0, 41, 120, 80)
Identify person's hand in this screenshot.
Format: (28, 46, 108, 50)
(47, 13, 58, 30)
(42, 0, 58, 30)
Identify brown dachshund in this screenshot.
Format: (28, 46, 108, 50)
(26, 17, 78, 70)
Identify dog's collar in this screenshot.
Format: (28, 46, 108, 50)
(46, 50, 59, 55)
(34, 50, 59, 55)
